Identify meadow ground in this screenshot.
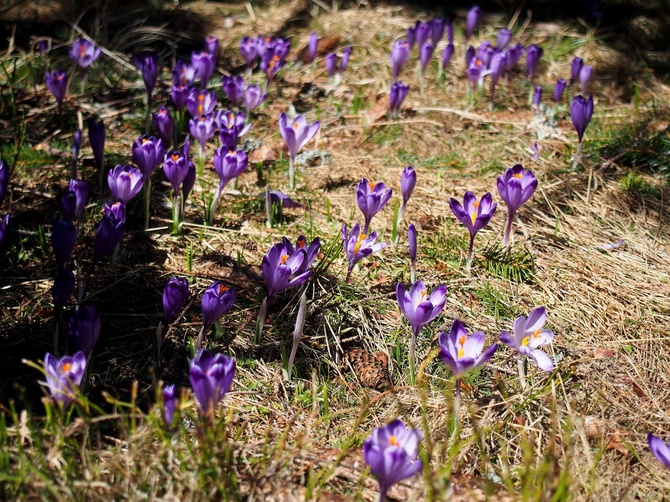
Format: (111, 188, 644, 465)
(1, 0, 670, 500)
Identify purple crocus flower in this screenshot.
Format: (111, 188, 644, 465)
(0, 159, 8, 206)
(261, 45, 287, 83)
(182, 161, 196, 203)
(52, 267, 75, 311)
(152, 106, 174, 148)
(172, 61, 198, 86)
(342, 222, 386, 281)
(499, 306, 554, 373)
(281, 235, 320, 275)
(239, 36, 259, 69)
(390, 40, 410, 80)
(133, 51, 158, 98)
(88, 117, 105, 173)
(201, 280, 236, 333)
(243, 84, 267, 114)
(489, 51, 507, 105)
(465, 46, 476, 69)
(533, 85, 542, 109)
(103, 201, 126, 223)
(73, 128, 82, 163)
(401, 166, 416, 209)
(187, 89, 217, 118)
(497, 28, 512, 50)
(0, 214, 9, 249)
(191, 51, 215, 87)
(308, 32, 318, 62)
(189, 114, 216, 157)
(442, 43, 454, 70)
(189, 349, 235, 416)
(467, 58, 485, 91)
(44, 351, 87, 408)
(570, 56, 583, 86)
(340, 46, 351, 73)
(406, 25, 416, 49)
(506, 43, 525, 71)
(171, 84, 190, 111)
(466, 6, 483, 41)
(267, 190, 302, 209)
(132, 136, 165, 179)
(205, 36, 219, 56)
(93, 213, 124, 263)
(68, 305, 101, 358)
(278, 112, 320, 190)
(553, 78, 567, 103)
(570, 94, 594, 143)
(210, 147, 248, 223)
(107, 164, 144, 203)
(476, 41, 494, 68)
(217, 110, 251, 149)
(439, 319, 498, 379)
(647, 434, 670, 469)
(446, 16, 454, 44)
(52, 218, 77, 268)
(163, 151, 190, 195)
(163, 384, 178, 426)
(408, 223, 417, 264)
(60, 191, 76, 221)
(325, 52, 338, 77)
(363, 419, 423, 502)
(69, 38, 101, 69)
(389, 80, 409, 119)
(163, 276, 189, 324)
(419, 42, 434, 74)
(525, 44, 543, 82)
(262, 242, 312, 300)
(430, 18, 445, 45)
(497, 164, 537, 246)
(415, 21, 431, 49)
(580, 64, 593, 94)
(356, 178, 392, 234)
(45, 69, 69, 109)
(222, 76, 245, 105)
(68, 179, 89, 223)
(449, 191, 497, 270)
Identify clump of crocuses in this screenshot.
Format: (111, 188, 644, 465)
(497, 164, 537, 247)
(363, 419, 424, 502)
(449, 192, 497, 271)
(278, 112, 320, 190)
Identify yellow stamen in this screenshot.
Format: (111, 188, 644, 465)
(353, 233, 367, 254)
(532, 329, 541, 338)
(512, 173, 522, 179)
(457, 347, 464, 359)
(389, 435, 398, 446)
(61, 362, 72, 372)
(521, 336, 530, 346)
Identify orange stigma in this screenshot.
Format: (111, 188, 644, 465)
(141, 138, 148, 144)
(280, 254, 289, 264)
(368, 182, 376, 191)
(171, 153, 179, 161)
(297, 237, 306, 249)
(513, 173, 522, 179)
(389, 436, 398, 446)
(218, 284, 229, 294)
(61, 362, 72, 372)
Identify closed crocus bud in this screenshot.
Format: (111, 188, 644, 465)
(506, 43, 525, 71)
(163, 151, 190, 195)
(442, 43, 454, 70)
(430, 18, 444, 45)
(45, 69, 69, 108)
(133, 51, 158, 97)
(308, 32, 318, 62)
(52, 267, 75, 310)
(69, 179, 89, 222)
(466, 5, 482, 41)
(201, 281, 236, 332)
(533, 85, 542, 108)
(389, 81, 409, 118)
(163, 384, 178, 426)
(489, 51, 507, 88)
(465, 46, 475, 68)
(69, 38, 101, 69)
(401, 166, 416, 208)
(182, 162, 196, 202)
(446, 16, 454, 44)
(107, 164, 144, 203)
(239, 36, 259, 68)
(419, 42, 434, 74)
(324, 52, 338, 77)
(222, 76, 245, 105)
(415, 21, 431, 48)
(390, 40, 410, 80)
(205, 36, 219, 56)
(73, 128, 82, 160)
(340, 46, 351, 73)
(497, 28, 512, 50)
(44, 351, 87, 408)
(570, 94, 594, 143)
(171, 84, 189, 111)
(570, 56, 583, 85)
(525, 44, 543, 81)
(52, 218, 77, 268)
(243, 84, 267, 113)
(408, 223, 417, 263)
(93, 213, 124, 263)
(87, 117, 105, 171)
(191, 51, 215, 87)
(163, 276, 189, 324)
(68, 305, 101, 358)
(132, 136, 165, 179)
(60, 190, 77, 221)
(213, 147, 248, 190)
(0, 159, 8, 206)
(554, 78, 567, 103)
(189, 349, 235, 415)
(406, 25, 416, 49)
(0, 214, 9, 249)
(580, 64, 593, 94)
(152, 106, 174, 147)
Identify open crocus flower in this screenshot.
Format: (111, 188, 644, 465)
(499, 306, 554, 382)
(262, 242, 312, 300)
(187, 89, 217, 118)
(44, 351, 87, 408)
(281, 235, 320, 275)
(209, 147, 248, 224)
(45, 69, 69, 110)
(497, 164, 537, 246)
(647, 434, 670, 469)
(201, 280, 236, 334)
(163, 151, 190, 196)
(189, 349, 235, 417)
(132, 136, 165, 180)
(216, 110, 251, 149)
(342, 222, 386, 282)
(69, 38, 101, 69)
(449, 191, 497, 270)
(439, 319, 498, 380)
(363, 419, 424, 502)
(278, 112, 320, 190)
(172, 60, 198, 86)
(107, 164, 144, 203)
(356, 178, 392, 234)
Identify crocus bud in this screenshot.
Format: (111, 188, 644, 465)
(201, 281, 236, 332)
(0, 214, 9, 249)
(93, 213, 124, 262)
(401, 166, 416, 207)
(325, 52, 338, 77)
(163, 384, 178, 426)
(554, 78, 567, 103)
(239, 36, 259, 68)
(107, 164, 144, 203)
(52, 267, 75, 310)
(570, 94, 594, 142)
(172, 61, 197, 86)
(390, 40, 410, 80)
(52, 218, 77, 268)
(68, 305, 101, 358)
(406, 25, 416, 49)
(340, 46, 351, 73)
(243, 84, 267, 113)
(430, 18, 444, 46)
(497, 28, 512, 50)
(442, 43, 454, 70)
(133, 51, 158, 97)
(415, 21, 431, 49)
(446, 17, 454, 44)
(570, 56, 583, 85)
(222, 76, 245, 105)
(132, 136, 165, 179)
(489, 51, 507, 88)
(60, 190, 77, 221)
(73, 128, 82, 160)
(182, 162, 196, 202)
(408, 223, 417, 263)
(163, 276, 189, 324)
(163, 151, 190, 195)
(389, 81, 409, 118)
(419, 42, 434, 74)
(465, 46, 475, 68)
(205, 36, 219, 56)
(191, 51, 215, 87)
(152, 106, 174, 148)
(466, 6, 482, 41)
(0, 159, 8, 206)
(308, 32, 318, 62)
(171, 84, 189, 111)
(69, 179, 89, 222)
(69, 38, 101, 69)
(533, 85, 542, 108)
(213, 147, 248, 191)
(579, 64, 593, 94)
(88, 117, 105, 171)
(525, 44, 543, 81)
(506, 43, 525, 71)
(45, 69, 69, 108)
(189, 349, 235, 415)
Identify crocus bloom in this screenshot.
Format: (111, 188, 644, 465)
(163, 276, 189, 324)
(446, 16, 454, 44)
(189, 349, 235, 415)
(489, 51, 507, 105)
(103, 201, 126, 223)
(261, 44, 287, 83)
(281, 235, 320, 275)
(93, 213, 124, 263)
(533, 85, 542, 108)
(191, 51, 215, 87)
(570, 94, 594, 143)
(266, 190, 302, 209)
(60, 190, 76, 221)
(278, 112, 320, 190)
(187, 89, 217, 118)
(465, 6, 482, 41)
(172, 60, 198, 86)
(44, 351, 87, 407)
(68, 305, 101, 358)
(401, 166, 416, 209)
(205, 36, 219, 56)
(163, 151, 190, 195)
(243, 84, 267, 113)
(68, 179, 89, 222)
(467, 58, 484, 91)
(497, 28, 512, 50)
(415, 21, 431, 49)
(88, 117, 105, 172)
(52, 218, 77, 268)
(152, 106, 174, 147)
(408, 223, 417, 264)
(442, 43, 454, 70)
(308, 32, 318, 62)
(73, 129, 82, 163)
(553, 78, 567, 103)
(525, 44, 543, 82)
(439, 319, 498, 379)
(419, 42, 434, 74)
(362, 419, 423, 502)
(171, 84, 190, 111)
(647, 434, 670, 469)
(499, 306, 554, 372)
(217, 110, 251, 149)
(133, 51, 158, 97)
(201, 280, 236, 333)
(325, 53, 337, 77)
(390, 40, 410, 80)
(449, 192, 497, 270)
(570, 56, 583, 86)
(340, 46, 351, 72)
(45, 69, 68, 109)
(69, 38, 101, 69)
(52, 267, 75, 310)
(163, 384, 178, 426)
(497, 164, 538, 246)
(430, 18, 445, 45)
(262, 242, 312, 300)
(239, 36, 259, 69)
(356, 178, 392, 234)
(0, 159, 8, 206)
(210, 148, 248, 223)
(107, 164, 144, 203)
(222, 76, 245, 105)
(406, 25, 416, 48)
(342, 222, 386, 280)
(189, 114, 216, 156)
(580, 64, 593, 94)
(182, 162, 196, 202)
(389, 81, 409, 119)
(506, 43, 525, 71)
(0, 214, 9, 249)
(132, 136, 165, 179)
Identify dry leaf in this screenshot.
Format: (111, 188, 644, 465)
(605, 430, 629, 456)
(294, 34, 341, 63)
(248, 143, 279, 164)
(365, 95, 389, 123)
(593, 347, 616, 359)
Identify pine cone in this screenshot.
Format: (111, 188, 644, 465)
(343, 348, 392, 390)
